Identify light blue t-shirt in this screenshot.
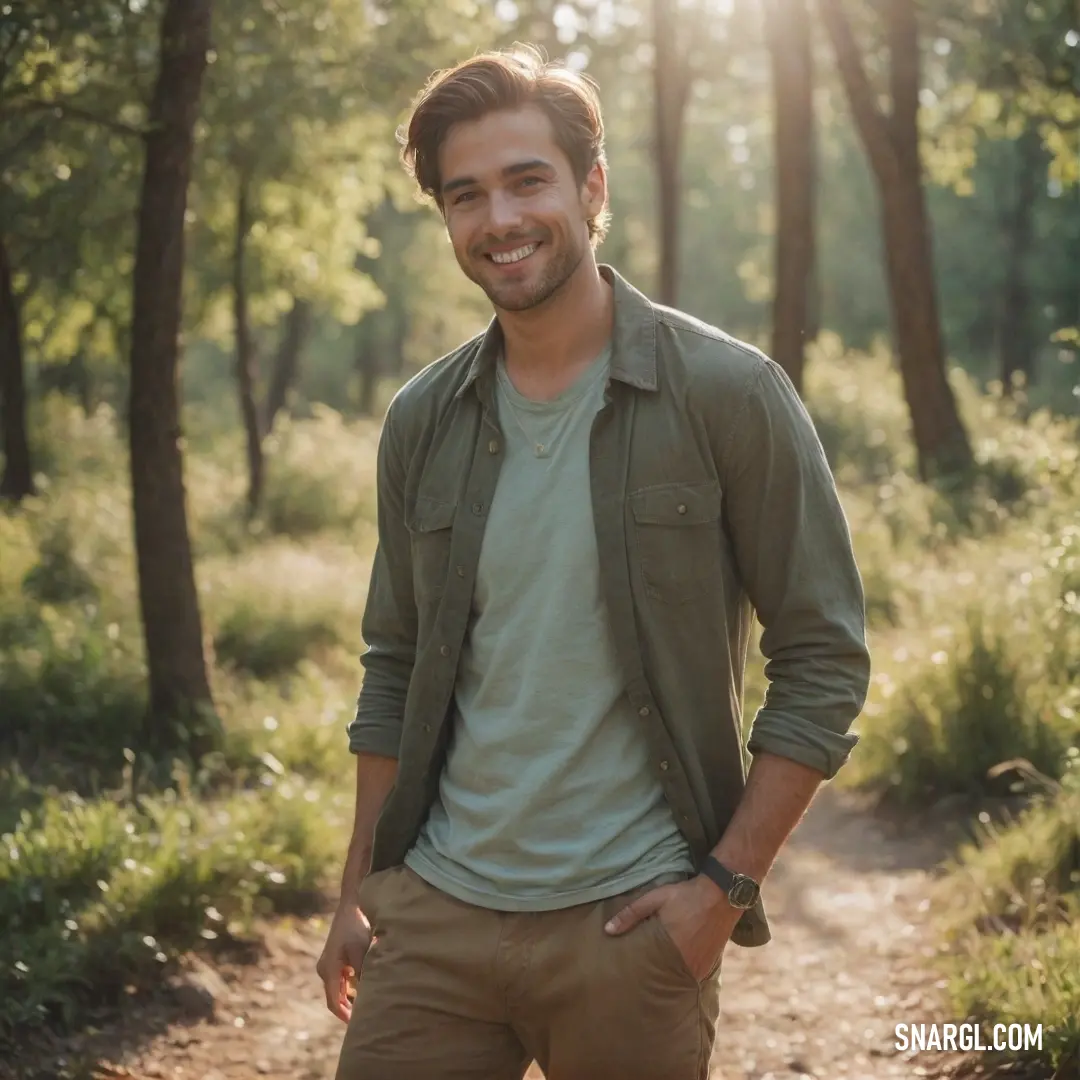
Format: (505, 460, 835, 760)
(406, 344, 695, 911)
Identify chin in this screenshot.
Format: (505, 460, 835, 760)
(486, 287, 542, 313)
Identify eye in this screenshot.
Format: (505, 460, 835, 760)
(517, 176, 543, 189)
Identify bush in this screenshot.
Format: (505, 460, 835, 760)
(0, 775, 345, 1040)
(259, 407, 378, 538)
(802, 335, 915, 484)
(943, 751, 1080, 931)
(851, 609, 1076, 805)
(202, 541, 367, 680)
(20, 516, 100, 606)
(0, 402, 376, 1047)
(937, 755, 1080, 1071)
(0, 604, 148, 783)
(213, 600, 342, 678)
(945, 923, 1080, 1072)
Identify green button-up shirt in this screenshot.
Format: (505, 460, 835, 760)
(348, 265, 870, 948)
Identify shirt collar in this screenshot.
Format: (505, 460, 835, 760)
(454, 263, 658, 401)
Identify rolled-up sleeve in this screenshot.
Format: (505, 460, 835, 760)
(718, 357, 870, 778)
(347, 400, 416, 758)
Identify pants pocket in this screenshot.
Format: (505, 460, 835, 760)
(648, 914, 702, 988)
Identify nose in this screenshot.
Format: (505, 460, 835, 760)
(486, 188, 525, 233)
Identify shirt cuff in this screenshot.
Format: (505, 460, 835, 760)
(745, 711, 859, 780)
(347, 715, 403, 758)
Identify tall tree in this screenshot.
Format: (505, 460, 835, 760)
(997, 124, 1043, 392)
(652, 0, 695, 306)
(264, 298, 312, 434)
(763, 0, 817, 392)
(0, 231, 34, 502)
(818, 0, 974, 479)
(127, 0, 215, 746)
(231, 166, 263, 516)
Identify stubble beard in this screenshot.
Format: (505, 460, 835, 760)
(466, 234, 587, 314)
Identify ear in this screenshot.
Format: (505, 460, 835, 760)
(582, 161, 607, 221)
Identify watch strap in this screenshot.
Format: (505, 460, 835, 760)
(700, 855, 759, 909)
(700, 854, 738, 896)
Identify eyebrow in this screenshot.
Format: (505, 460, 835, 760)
(441, 159, 555, 197)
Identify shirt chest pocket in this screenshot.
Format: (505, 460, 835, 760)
(629, 481, 724, 605)
(407, 496, 457, 605)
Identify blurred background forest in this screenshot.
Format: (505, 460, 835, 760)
(1, 0, 1079, 1075)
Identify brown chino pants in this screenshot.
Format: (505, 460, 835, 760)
(334, 864, 723, 1080)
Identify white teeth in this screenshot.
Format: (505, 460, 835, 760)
(490, 243, 538, 265)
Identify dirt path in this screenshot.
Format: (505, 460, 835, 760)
(20, 789, 975, 1080)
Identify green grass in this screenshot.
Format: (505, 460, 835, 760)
(809, 350, 1080, 1069)
(0, 773, 346, 1038)
(932, 755, 1080, 1071)
(0, 397, 373, 1042)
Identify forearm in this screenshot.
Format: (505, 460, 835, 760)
(708, 750, 824, 883)
(336, 751, 398, 911)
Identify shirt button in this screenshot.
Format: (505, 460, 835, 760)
(456, 565, 465, 577)
(423, 723, 431, 733)
(440, 645, 450, 657)
(488, 439, 499, 454)
(659, 760, 669, 771)
(677, 504, 687, 515)
(472, 502, 484, 515)
(638, 706, 650, 717)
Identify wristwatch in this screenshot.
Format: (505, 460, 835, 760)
(700, 855, 761, 910)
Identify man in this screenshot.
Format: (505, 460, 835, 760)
(317, 45, 870, 1080)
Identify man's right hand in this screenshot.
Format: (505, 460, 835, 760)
(316, 905, 374, 1023)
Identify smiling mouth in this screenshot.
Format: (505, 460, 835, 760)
(485, 242, 540, 266)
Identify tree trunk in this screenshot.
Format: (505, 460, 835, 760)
(764, 0, 816, 393)
(806, 259, 823, 343)
(356, 350, 380, 416)
(0, 232, 34, 502)
(817, 0, 973, 480)
(880, 177, 971, 476)
(264, 297, 312, 434)
(652, 0, 692, 307)
(127, 0, 215, 750)
(232, 169, 263, 516)
(389, 300, 408, 377)
(998, 127, 1041, 392)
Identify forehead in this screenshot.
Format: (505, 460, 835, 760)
(438, 104, 570, 184)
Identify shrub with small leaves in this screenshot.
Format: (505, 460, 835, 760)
(0, 776, 343, 1040)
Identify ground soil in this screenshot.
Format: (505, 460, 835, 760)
(8, 788, 1052, 1080)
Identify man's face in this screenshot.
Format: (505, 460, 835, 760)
(437, 104, 606, 313)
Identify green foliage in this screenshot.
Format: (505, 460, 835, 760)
(0, 775, 343, 1039)
(0, 604, 146, 780)
(936, 755, 1080, 1069)
(258, 408, 379, 537)
(856, 612, 1073, 803)
(213, 601, 342, 679)
(803, 333, 916, 484)
(945, 921, 1080, 1070)
(20, 516, 99, 605)
(800, 341, 1080, 1067)
(0, 501, 145, 782)
(0, 401, 369, 1040)
(831, 354, 1080, 805)
(947, 752, 1080, 929)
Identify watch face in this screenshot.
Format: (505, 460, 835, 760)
(729, 876, 759, 909)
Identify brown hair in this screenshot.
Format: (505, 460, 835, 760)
(399, 45, 610, 245)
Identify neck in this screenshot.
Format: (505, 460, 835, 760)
(496, 255, 613, 377)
